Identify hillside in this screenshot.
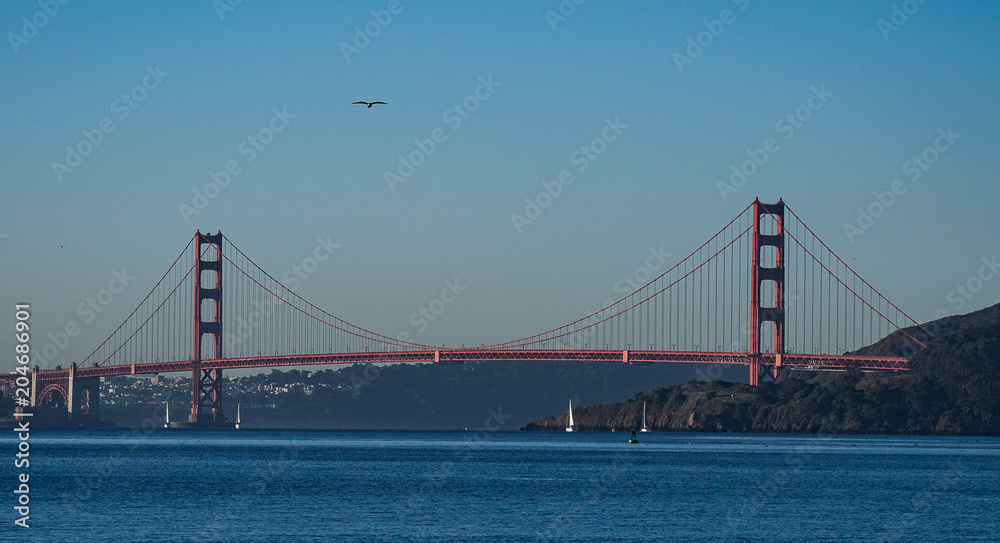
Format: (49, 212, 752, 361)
(852, 303, 1000, 358)
(526, 303, 1000, 435)
(88, 359, 747, 430)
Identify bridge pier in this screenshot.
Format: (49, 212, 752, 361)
(187, 364, 226, 425)
(67, 363, 101, 423)
(16, 363, 103, 426)
(750, 355, 782, 386)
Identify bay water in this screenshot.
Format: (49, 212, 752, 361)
(5, 430, 998, 542)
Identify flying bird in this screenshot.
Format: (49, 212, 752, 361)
(353, 101, 387, 108)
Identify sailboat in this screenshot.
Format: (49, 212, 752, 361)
(566, 399, 576, 432)
(235, 403, 242, 430)
(640, 401, 650, 433)
(164, 402, 170, 429)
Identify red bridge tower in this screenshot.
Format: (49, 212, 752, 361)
(188, 231, 227, 425)
(750, 199, 785, 385)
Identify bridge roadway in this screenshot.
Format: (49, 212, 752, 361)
(4, 349, 908, 381)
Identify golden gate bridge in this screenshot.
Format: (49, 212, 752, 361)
(3, 199, 932, 426)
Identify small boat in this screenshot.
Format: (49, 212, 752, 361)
(566, 399, 576, 432)
(640, 401, 650, 433)
(629, 428, 638, 444)
(164, 402, 170, 428)
(235, 403, 242, 430)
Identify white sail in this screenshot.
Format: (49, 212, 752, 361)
(164, 402, 170, 428)
(235, 403, 242, 429)
(566, 399, 576, 432)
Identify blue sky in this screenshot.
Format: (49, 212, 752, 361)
(2, 1, 999, 369)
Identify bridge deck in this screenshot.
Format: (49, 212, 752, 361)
(3, 350, 907, 381)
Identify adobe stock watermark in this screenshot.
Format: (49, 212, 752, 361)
(725, 422, 842, 537)
(875, 460, 965, 543)
(536, 453, 634, 541)
(565, 245, 673, 350)
(347, 363, 384, 399)
(878, 0, 929, 41)
(544, 0, 586, 31)
(717, 84, 833, 202)
(178, 106, 295, 223)
(393, 405, 512, 522)
(843, 126, 959, 244)
(51, 65, 169, 182)
(7, 0, 70, 54)
(693, 322, 750, 382)
(201, 442, 303, 541)
(358, 276, 468, 397)
(510, 116, 627, 233)
(340, 0, 412, 63)
(60, 405, 174, 520)
(32, 267, 136, 366)
(672, 0, 751, 73)
(279, 235, 340, 291)
(223, 297, 277, 355)
(690, 293, 802, 381)
(224, 235, 339, 353)
(384, 75, 501, 192)
(932, 254, 999, 319)
(397, 277, 468, 343)
(212, 0, 245, 22)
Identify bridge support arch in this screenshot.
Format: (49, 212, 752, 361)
(21, 363, 101, 425)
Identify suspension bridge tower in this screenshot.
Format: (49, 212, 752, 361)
(750, 199, 785, 385)
(186, 231, 230, 426)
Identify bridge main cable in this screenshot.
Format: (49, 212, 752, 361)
(782, 205, 933, 348)
(81, 235, 199, 368)
(477, 201, 756, 351)
(221, 235, 436, 352)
